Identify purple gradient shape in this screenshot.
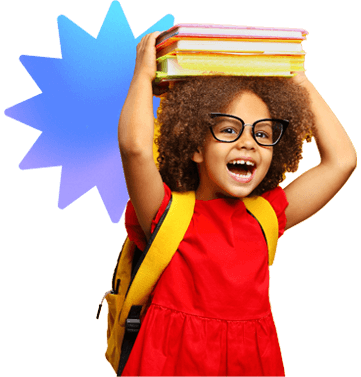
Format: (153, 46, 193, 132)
(4, 1, 174, 222)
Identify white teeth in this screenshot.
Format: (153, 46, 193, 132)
(229, 160, 255, 166)
(230, 171, 252, 178)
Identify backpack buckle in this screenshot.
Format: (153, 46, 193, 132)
(125, 305, 142, 334)
(125, 318, 141, 333)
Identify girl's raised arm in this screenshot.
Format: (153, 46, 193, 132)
(118, 32, 165, 240)
(284, 72, 357, 230)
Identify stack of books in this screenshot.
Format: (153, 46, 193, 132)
(154, 23, 307, 87)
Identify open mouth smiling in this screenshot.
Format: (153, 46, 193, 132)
(226, 159, 257, 182)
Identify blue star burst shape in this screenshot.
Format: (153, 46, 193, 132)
(5, 1, 174, 223)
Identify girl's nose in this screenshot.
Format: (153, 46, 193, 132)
(235, 126, 256, 150)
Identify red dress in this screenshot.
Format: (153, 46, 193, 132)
(122, 184, 289, 376)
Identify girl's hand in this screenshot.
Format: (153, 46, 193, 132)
(133, 31, 161, 82)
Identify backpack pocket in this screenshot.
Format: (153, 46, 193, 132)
(106, 290, 125, 338)
(105, 289, 127, 373)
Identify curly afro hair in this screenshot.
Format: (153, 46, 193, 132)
(155, 75, 315, 196)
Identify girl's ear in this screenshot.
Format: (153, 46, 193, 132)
(192, 148, 204, 163)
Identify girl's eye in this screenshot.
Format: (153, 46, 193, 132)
(254, 122, 273, 143)
(255, 131, 269, 139)
(220, 127, 238, 134)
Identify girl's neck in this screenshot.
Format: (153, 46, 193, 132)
(195, 186, 242, 201)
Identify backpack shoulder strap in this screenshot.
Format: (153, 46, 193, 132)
(243, 196, 279, 265)
(120, 190, 196, 321)
(108, 191, 196, 376)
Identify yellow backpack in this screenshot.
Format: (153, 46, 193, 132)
(97, 191, 279, 376)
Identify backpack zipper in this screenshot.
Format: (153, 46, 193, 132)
(96, 278, 120, 319)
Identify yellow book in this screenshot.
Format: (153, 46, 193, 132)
(156, 52, 304, 80)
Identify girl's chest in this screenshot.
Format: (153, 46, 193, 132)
(181, 199, 269, 265)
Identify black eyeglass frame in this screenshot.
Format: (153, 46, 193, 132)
(209, 113, 289, 147)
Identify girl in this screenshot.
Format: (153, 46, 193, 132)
(118, 32, 356, 376)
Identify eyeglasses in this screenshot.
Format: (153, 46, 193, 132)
(209, 113, 289, 147)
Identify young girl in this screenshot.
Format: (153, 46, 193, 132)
(118, 32, 356, 376)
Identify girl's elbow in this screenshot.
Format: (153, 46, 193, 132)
(345, 147, 357, 172)
(338, 151, 357, 177)
(329, 144, 357, 174)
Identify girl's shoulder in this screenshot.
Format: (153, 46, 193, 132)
(261, 186, 289, 238)
(125, 182, 172, 251)
(261, 186, 289, 210)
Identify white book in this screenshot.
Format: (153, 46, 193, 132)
(156, 23, 308, 45)
(157, 39, 304, 58)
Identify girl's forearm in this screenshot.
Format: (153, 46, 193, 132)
(303, 80, 357, 170)
(118, 74, 154, 157)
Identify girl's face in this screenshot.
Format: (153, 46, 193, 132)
(192, 91, 273, 200)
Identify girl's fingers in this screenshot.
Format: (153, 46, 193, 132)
(134, 31, 161, 80)
(136, 32, 160, 55)
(139, 31, 161, 46)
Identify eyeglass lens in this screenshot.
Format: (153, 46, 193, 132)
(212, 116, 283, 145)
